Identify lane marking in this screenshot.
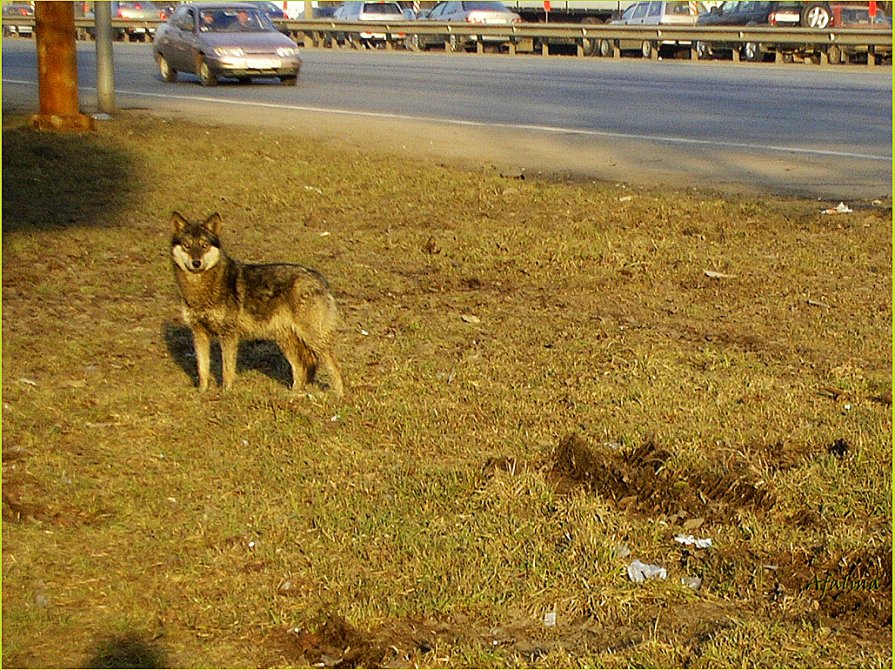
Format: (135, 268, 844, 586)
(4, 78, 891, 162)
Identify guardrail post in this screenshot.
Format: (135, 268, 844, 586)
(476, 39, 484, 54)
(867, 46, 876, 67)
(541, 40, 549, 56)
(508, 40, 516, 55)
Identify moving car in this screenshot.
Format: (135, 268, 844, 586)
(2, 4, 34, 37)
(412, 1, 522, 52)
(601, 1, 707, 58)
(153, 3, 302, 86)
(331, 2, 405, 47)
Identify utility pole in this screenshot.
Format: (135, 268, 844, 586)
(94, 0, 116, 114)
(32, 1, 94, 131)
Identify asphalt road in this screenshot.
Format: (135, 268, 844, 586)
(3, 39, 891, 199)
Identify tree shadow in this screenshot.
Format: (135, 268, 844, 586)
(2, 119, 143, 233)
(85, 632, 167, 669)
(162, 322, 293, 389)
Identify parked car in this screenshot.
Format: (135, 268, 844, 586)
(246, 1, 288, 20)
(826, 3, 891, 63)
(331, 1, 405, 47)
(83, 1, 170, 41)
(601, 1, 707, 58)
(412, 1, 522, 52)
(153, 3, 302, 86)
(2, 3, 34, 37)
(695, 1, 834, 62)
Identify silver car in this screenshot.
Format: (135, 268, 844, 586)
(153, 3, 302, 86)
(602, 0, 706, 58)
(413, 1, 522, 52)
(331, 2, 406, 47)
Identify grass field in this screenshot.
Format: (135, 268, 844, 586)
(2, 111, 891, 668)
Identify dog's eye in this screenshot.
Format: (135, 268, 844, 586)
(199, 241, 209, 250)
(181, 242, 192, 251)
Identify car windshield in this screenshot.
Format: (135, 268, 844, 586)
(199, 8, 275, 32)
(362, 3, 402, 14)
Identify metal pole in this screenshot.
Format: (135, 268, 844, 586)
(95, 0, 116, 114)
(32, 1, 94, 131)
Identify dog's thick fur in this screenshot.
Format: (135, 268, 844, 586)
(170, 211, 343, 397)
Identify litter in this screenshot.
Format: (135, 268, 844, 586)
(674, 534, 712, 549)
(543, 611, 557, 627)
(460, 314, 481, 324)
(821, 202, 853, 215)
(627, 559, 667, 583)
(703, 269, 735, 279)
(681, 575, 703, 592)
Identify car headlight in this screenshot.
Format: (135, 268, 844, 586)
(214, 46, 245, 57)
(276, 47, 298, 57)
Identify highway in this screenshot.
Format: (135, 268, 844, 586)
(2, 39, 891, 199)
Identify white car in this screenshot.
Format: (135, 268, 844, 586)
(331, 1, 406, 47)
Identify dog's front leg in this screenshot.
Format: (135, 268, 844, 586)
(220, 333, 239, 390)
(192, 327, 212, 391)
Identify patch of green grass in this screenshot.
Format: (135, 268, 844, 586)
(2, 112, 891, 668)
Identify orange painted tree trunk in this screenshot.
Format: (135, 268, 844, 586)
(32, 1, 94, 131)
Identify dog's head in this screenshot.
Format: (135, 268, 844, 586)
(171, 212, 223, 273)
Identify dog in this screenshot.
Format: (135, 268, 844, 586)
(170, 211, 343, 397)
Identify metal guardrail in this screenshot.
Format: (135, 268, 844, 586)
(3, 16, 891, 63)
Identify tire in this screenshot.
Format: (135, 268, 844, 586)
(280, 75, 298, 86)
(580, 16, 603, 57)
(801, 2, 832, 29)
(695, 40, 712, 60)
(197, 57, 218, 86)
(641, 40, 655, 59)
(598, 39, 614, 57)
(742, 41, 763, 62)
(157, 53, 177, 82)
(826, 44, 843, 64)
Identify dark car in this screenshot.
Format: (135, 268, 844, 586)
(695, 1, 834, 61)
(2, 3, 34, 37)
(153, 3, 302, 86)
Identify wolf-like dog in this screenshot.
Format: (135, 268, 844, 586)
(170, 211, 344, 397)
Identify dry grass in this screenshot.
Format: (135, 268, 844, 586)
(2, 111, 891, 668)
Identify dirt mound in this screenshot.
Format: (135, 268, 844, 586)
(549, 433, 774, 520)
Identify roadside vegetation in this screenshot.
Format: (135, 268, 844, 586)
(2, 111, 891, 668)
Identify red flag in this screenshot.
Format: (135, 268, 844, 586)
(868, 0, 877, 17)
(544, 1, 551, 11)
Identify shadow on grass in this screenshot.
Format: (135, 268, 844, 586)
(2, 120, 143, 232)
(86, 632, 167, 669)
(162, 322, 293, 389)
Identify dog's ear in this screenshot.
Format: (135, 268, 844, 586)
(204, 212, 223, 236)
(171, 211, 189, 235)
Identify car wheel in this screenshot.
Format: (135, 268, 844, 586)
(580, 16, 602, 56)
(801, 2, 832, 29)
(695, 41, 712, 60)
(598, 39, 614, 57)
(157, 53, 177, 82)
(280, 75, 297, 86)
(197, 57, 218, 86)
(826, 44, 843, 64)
(742, 41, 763, 62)
(641, 41, 655, 59)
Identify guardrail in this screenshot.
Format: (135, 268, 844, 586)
(3, 16, 891, 65)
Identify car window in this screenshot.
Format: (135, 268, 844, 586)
(362, 3, 402, 15)
(621, 4, 637, 20)
(648, 2, 662, 18)
(632, 2, 650, 19)
(463, 1, 506, 9)
(665, 1, 692, 16)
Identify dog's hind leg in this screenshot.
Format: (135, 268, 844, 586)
(279, 334, 318, 392)
(319, 348, 344, 398)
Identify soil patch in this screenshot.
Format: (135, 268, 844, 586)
(549, 433, 775, 520)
